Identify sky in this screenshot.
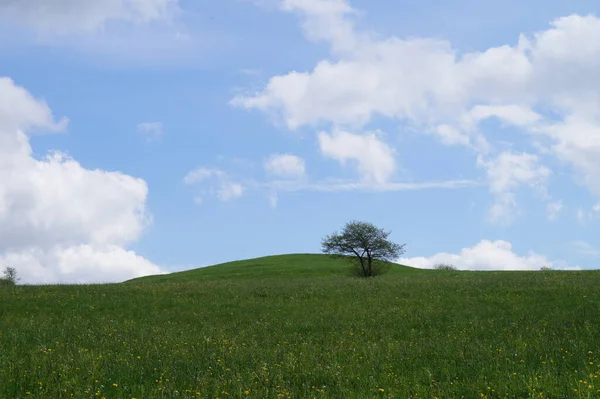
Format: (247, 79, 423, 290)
(1, 0, 600, 284)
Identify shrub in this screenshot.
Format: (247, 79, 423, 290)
(540, 266, 554, 271)
(347, 259, 391, 277)
(2, 266, 19, 285)
(0, 278, 15, 286)
(435, 263, 458, 271)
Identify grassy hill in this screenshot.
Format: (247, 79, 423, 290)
(2, 254, 600, 398)
(127, 253, 420, 283)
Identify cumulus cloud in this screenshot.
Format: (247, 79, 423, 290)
(0, 245, 162, 284)
(318, 130, 396, 184)
(264, 153, 306, 178)
(398, 240, 577, 271)
(0, 77, 164, 284)
(233, 1, 600, 215)
(0, 0, 179, 34)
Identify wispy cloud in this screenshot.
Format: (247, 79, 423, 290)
(185, 162, 479, 206)
(256, 178, 481, 193)
(137, 122, 163, 141)
(572, 241, 600, 258)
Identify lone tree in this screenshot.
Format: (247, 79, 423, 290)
(321, 220, 406, 277)
(1, 266, 19, 285)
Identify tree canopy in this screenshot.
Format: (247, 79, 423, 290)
(321, 220, 405, 277)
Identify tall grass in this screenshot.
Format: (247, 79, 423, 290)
(1, 260, 599, 398)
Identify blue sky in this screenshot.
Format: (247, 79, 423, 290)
(1, 0, 600, 283)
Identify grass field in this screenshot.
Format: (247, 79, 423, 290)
(1, 254, 600, 398)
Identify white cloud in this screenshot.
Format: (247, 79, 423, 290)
(264, 153, 306, 178)
(482, 152, 550, 194)
(478, 152, 551, 224)
(318, 130, 396, 184)
(137, 122, 163, 141)
(432, 124, 472, 147)
(0, 78, 68, 133)
(217, 182, 244, 201)
(233, 3, 600, 210)
(398, 240, 577, 271)
(0, 0, 198, 68)
(0, 77, 164, 284)
(465, 105, 542, 128)
(279, 0, 358, 53)
(184, 168, 226, 185)
(572, 241, 600, 258)
(184, 167, 245, 203)
(546, 200, 563, 220)
(186, 163, 477, 206)
(0, 0, 179, 35)
(575, 204, 600, 223)
(261, 178, 478, 193)
(0, 245, 165, 284)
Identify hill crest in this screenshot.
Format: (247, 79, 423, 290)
(127, 253, 418, 283)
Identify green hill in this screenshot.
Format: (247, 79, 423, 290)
(127, 253, 420, 283)
(2, 254, 600, 398)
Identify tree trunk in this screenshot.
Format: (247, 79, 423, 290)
(367, 256, 373, 277)
(358, 257, 367, 277)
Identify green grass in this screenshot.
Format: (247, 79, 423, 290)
(1, 254, 600, 398)
(127, 254, 420, 283)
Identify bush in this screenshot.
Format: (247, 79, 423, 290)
(435, 263, 458, 271)
(347, 259, 391, 277)
(540, 266, 554, 271)
(2, 266, 19, 285)
(0, 278, 15, 286)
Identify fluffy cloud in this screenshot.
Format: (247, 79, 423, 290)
(0, 77, 164, 284)
(0, 0, 178, 34)
(478, 152, 551, 224)
(0, 77, 68, 133)
(234, 1, 600, 214)
(264, 154, 306, 178)
(217, 182, 245, 201)
(0, 245, 162, 284)
(318, 130, 396, 184)
(398, 240, 576, 271)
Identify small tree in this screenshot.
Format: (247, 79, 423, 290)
(321, 220, 405, 277)
(2, 266, 19, 285)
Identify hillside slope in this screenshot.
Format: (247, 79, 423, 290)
(127, 253, 420, 283)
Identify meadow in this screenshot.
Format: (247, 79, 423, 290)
(1, 254, 599, 398)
